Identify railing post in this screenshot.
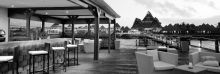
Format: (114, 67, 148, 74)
(179, 37, 190, 52)
(179, 37, 190, 65)
(199, 39, 202, 48)
(215, 39, 219, 53)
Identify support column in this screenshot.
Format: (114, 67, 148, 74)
(215, 39, 219, 53)
(39, 16, 47, 32)
(86, 19, 93, 39)
(179, 37, 190, 64)
(199, 39, 202, 48)
(68, 16, 78, 44)
(90, 7, 101, 60)
(179, 37, 190, 52)
(24, 9, 34, 39)
(62, 23, 65, 37)
(113, 19, 116, 49)
(108, 19, 111, 53)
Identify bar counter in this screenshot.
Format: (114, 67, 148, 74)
(0, 38, 70, 73)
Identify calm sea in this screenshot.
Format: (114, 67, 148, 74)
(190, 40, 218, 50)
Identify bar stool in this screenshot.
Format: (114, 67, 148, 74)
(28, 43, 49, 74)
(66, 44, 78, 66)
(0, 46, 19, 74)
(51, 41, 67, 72)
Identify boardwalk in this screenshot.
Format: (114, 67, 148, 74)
(53, 39, 138, 74)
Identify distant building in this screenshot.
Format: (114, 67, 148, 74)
(132, 11, 162, 32)
(115, 23, 121, 32)
(128, 29, 141, 34)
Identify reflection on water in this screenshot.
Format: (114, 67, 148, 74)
(190, 40, 218, 50)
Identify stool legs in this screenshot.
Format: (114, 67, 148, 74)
(63, 50, 66, 72)
(29, 54, 49, 74)
(52, 51, 55, 71)
(47, 54, 49, 74)
(73, 48, 76, 65)
(29, 55, 31, 74)
(43, 55, 45, 73)
(67, 49, 70, 66)
(32, 56, 35, 74)
(76, 47, 79, 65)
(66, 47, 79, 66)
(52, 50, 66, 72)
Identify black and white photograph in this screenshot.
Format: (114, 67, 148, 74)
(0, 0, 220, 74)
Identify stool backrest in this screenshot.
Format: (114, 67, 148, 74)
(45, 43, 51, 51)
(13, 46, 20, 74)
(64, 41, 68, 48)
(13, 46, 20, 61)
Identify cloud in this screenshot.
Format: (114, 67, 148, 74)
(134, 0, 194, 18)
(134, 0, 219, 18)
(185, 0, 216, 8)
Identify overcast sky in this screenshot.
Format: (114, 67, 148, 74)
(104, 0, 220, 27)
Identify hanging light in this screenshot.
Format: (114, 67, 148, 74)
(11, 5, 15, 8)
(66, 10, 69, 14)
(45, 12, 48, 15)
(0, 30, 5, 35)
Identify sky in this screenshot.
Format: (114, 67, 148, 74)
(104, 0, 220, 27)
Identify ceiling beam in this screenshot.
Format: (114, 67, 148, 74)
(67, 0, 88, 8)
(8, 7, 87, 11)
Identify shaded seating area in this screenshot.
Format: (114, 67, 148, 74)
(0, 0, 121, 73)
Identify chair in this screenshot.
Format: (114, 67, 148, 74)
(189, 52, 220, 73)
(51, 41, 67, 72)
(135, 50, 178, 74)
(0, 46, 19, 74)
(28, 43, 49, 74)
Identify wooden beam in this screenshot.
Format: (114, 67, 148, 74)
(86, 19, 94, 39)
(108, 19, 111, 53)
(8, 7, 87, 11)
(39, 15, 47, 32)
(24, 9, 35, 39)
(67, 0, 88, 8)
(61, 20, 67, 37)
(215, 40, 219, 53)
(68, 15, 78, 44)
(113, 19, 116, 47)
(89, 7, 101, 60)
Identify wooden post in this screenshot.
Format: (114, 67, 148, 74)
(89, 7, 101, 60)
(179, 37, 190, 64)
(68, 16, 78, 44)
(108, 19, 111, 53)
(215, 39, 219, 53)
(199, 39, 202, 48)
(86, 19, 93, 39)
(24, 9, 34, 39)
(113, 19, 116, 49)
(62, 23, 65, 37)
(179, 37, 190, 52)
(39, 16, 46, 32)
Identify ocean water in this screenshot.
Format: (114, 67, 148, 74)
(190, 40, 218, 50)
